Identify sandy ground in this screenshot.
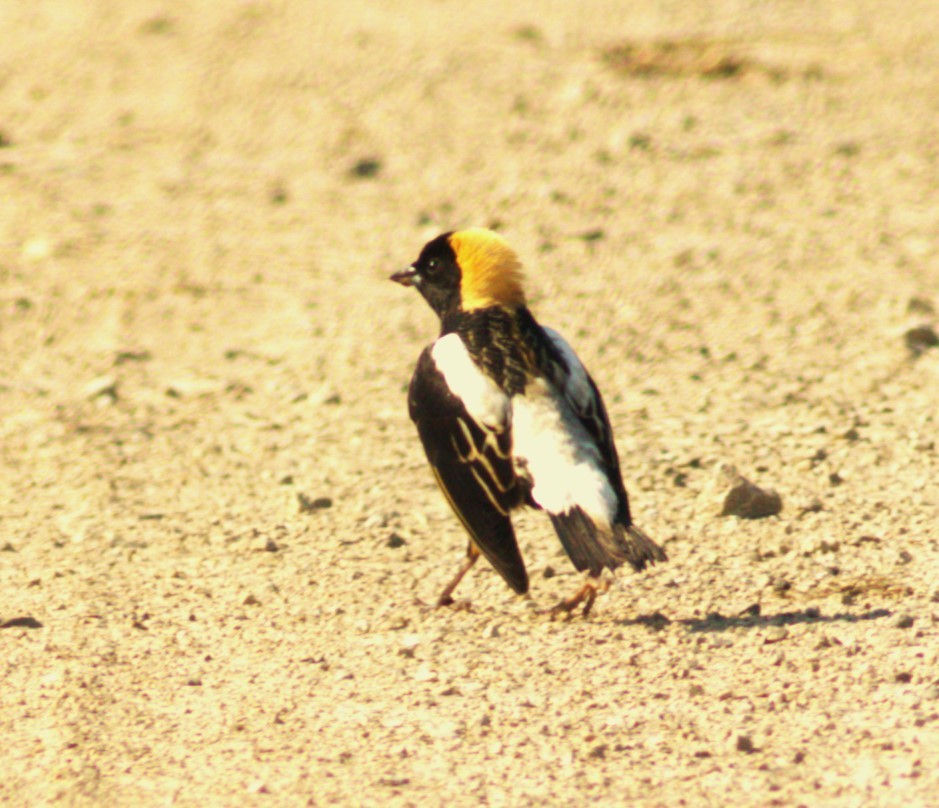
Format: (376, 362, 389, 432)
(2, 1, 939, 805)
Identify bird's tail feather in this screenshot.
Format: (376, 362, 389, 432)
(549, 508, 667, 575)
(620, 522, 668, 572)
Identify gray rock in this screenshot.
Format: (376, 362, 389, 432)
(704, 464, 783, 519)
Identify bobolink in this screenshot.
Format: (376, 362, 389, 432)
(392, 228, 666, 616)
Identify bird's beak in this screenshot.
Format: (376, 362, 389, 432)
(390, 266, 418, 287)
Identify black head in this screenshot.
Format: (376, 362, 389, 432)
(390, 231, 461, 319)
(392, 229, 527, 322)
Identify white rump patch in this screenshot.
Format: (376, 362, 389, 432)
(512, 378, 617, 523)
(431, 334, 510, 429)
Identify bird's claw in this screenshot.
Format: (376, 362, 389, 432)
(438, 596, 474, 612)
(542, 578, 607, 620)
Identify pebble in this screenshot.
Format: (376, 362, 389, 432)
(891, 613, 915, 629)
(764, 626, 789, 644)
(904, 324, 939, 355)
(165, 378, 224, 397)
(705, 464, 783, 519)
(298, 494, 333, 513)
(771, 578, 792, 595)
(736, 734, 756, 753)
(0, 616, 43, 629)
(82, 374, 118, 401)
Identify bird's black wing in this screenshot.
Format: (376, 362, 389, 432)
(577, 372, 631, 521)
(407, 347, 529, 594)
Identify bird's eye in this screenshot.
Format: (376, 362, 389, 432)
(426, 259, 439, 274)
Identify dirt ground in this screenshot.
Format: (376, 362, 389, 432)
(2, 1, 938, 805)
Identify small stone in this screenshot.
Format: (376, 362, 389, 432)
(0, 616, 43, 629)
(114, 349, 153, 364)
(793, 750, 806, 764)
(798, 498, 824, 516)
(268, 181, 289, 205)
(895, 671, 913, 683)
(186, 677, 202, 686)
(904, 324, 939, 355)
(764, 626, 789, 644)
(771, 578, 792, 595)
(83, 374, 119, 401)
(707, 464, 783, 519)
(298, 494, 332, 513)
(482, 623, 501, 639)
(907, 296, 936, 315)
(897, 550, 913, 564)
(386, 533, 407, 549)
(891, 613, 915, 629)
(588, 744, 608, 759)
(399, 635, 420, 658)
(263, 538, 280, 552)
(243, 594, 261, 606)
(815, 634, 841, 650)
(362, 513, 388, 530)
(736, 735, 756, 753)
(349, 157, 382, 179)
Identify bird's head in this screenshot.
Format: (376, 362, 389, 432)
(391, 228, 526, 319)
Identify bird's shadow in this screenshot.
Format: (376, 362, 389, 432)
(619, 606, 893, 632)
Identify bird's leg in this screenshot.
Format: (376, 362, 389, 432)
(436, 542, 481, 607)
(546, 575, 609, 619)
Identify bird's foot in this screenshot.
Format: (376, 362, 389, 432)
(543, 578, 608, 620)
(436, 594, 474, 612)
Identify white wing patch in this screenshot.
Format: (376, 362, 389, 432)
(431, 334, 510, 429)
(512, 377, 618, 523)
(540, 326, 594, 410)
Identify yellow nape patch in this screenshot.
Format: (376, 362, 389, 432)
(449, 228, 526, 310)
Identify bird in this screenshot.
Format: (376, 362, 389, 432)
(391, 228, 666, 617)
